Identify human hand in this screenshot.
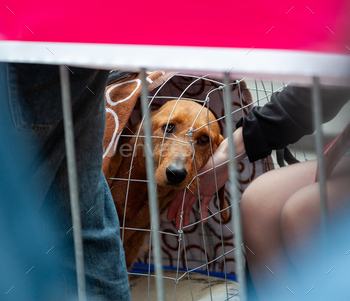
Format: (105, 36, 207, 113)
(167, 127, 246, 229)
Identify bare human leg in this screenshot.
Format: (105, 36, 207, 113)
(281, 156, 350, 270)
(241, 160, 317, 299)
(242, 155, 350, 300)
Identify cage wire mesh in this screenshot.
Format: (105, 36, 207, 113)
(105, 72, 309, 301)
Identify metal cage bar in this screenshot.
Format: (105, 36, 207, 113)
(224, 72, 247, 301)
(312, 76, 329, 248)
(140, 68, 165, 301)
(59, 65, 87, 301)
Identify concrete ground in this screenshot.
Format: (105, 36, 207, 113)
(129, 271, 239, 301)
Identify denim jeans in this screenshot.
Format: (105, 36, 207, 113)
(0, 63, 131, 301)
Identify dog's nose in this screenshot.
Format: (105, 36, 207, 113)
(166, 165, 188, 184)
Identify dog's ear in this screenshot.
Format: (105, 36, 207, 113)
(218, 185, 228, 221)
(217, 134, 224, 146)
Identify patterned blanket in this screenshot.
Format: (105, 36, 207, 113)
(102, 71, 273, 274)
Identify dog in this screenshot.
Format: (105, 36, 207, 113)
(107, 99, 227, 269)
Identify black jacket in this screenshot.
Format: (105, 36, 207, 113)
(236, 85, 350, 162)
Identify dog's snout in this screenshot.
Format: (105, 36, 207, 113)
(166, 165, 187, 184)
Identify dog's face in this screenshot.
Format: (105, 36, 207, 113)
(149, 99, 223, 190)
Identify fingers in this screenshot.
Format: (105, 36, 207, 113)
(167, 190, 216, 229)
(175, 194, 197, 229)
(182, 196, 196, 228)
(167, 188, 219, 229)
(167, 190, 184, 222)
(199, 196, 212, 224)
(168, 190, 198, 230)
(177, 195, 213, 229)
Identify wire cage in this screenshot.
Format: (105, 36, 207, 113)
(103, 71, 313, 300)
(1, 1, 350, 300)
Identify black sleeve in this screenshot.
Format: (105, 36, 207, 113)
(236, 85, 350, 162)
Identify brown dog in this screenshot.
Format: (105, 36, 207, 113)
(107, 99, 227, 269)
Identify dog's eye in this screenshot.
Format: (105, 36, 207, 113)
(197, 135, 209, 145)
(162, 124, 175, 134)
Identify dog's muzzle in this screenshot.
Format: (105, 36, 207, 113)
(166, 164, 188, 184)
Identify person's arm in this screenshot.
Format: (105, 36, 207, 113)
(238, 85, 350, 162)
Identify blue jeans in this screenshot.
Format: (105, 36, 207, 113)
(0, 63, 130, 300)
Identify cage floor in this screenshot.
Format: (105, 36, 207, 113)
(129, 270, 239, 301)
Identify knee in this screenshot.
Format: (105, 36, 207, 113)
(241, 179, 264, 225)
(281, 194, 319, 250)
(281, 200, 302, 248)
(241, 175, 278, 236)
(241, 185, 263, 244)
(241, 173, 278, 220)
